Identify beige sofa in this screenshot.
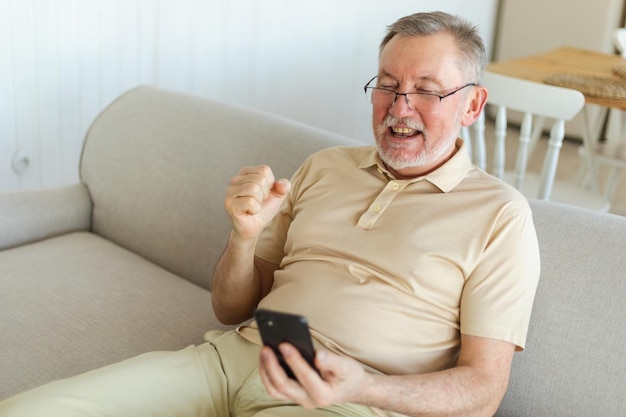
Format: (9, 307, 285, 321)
(1, 87, 625, 416)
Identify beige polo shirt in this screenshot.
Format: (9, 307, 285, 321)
(244, 139, 540, 376)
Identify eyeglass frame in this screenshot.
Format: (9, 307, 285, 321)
(363, 75, 477, 112)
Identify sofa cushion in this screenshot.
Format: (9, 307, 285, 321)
(0, 232, 228, 400)
(80, 87, 361, 290)
(496, 200, 626, 416)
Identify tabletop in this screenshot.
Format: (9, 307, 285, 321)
(487, 46, 626, 110)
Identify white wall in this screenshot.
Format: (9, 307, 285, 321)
(0, 0, 498, 191)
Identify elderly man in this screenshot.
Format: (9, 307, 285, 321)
(0, 11, 539, 417)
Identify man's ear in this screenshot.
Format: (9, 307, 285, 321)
(461, 86, 488, 127)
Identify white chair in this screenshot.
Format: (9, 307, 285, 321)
(469, 71, 611, 211)
(584, 28, 626, 205)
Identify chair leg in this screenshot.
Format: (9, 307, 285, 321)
(527, 116, 545, 156)
(581, 107, 603, 193)
(575, 146, 592, 187)
(493, 106, 507, 179)
(514, 113, 533, 189)
(538, 120, 566, 200)
(605, 167, 620, 202)
(472, 111, 487, 170)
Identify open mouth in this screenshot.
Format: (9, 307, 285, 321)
(390, 126, 421, 138)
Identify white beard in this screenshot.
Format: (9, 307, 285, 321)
(375, 112, 462, 170)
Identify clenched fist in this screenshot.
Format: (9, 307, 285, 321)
(224, 165, 291, 241)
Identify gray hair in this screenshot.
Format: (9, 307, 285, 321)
(380, 11, 486, 83)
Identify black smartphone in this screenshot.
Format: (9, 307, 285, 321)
(254, 308, 318, 379)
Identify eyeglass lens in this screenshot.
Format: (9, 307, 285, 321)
(366, 89, 441, 113)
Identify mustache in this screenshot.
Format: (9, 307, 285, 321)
(380, 115, 425, 131)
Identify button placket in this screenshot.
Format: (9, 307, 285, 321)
(357, 181, 408, 229)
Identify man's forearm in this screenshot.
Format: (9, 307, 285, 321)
(211, 231, 262, 324)
(213, 165, 289, 324)
(355, 336, 514, 417)
(361, 364, 507, 417)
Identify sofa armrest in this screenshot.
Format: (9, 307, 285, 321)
(0, 184, 92, 250)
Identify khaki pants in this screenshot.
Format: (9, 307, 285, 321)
(0, 330, 378, 417)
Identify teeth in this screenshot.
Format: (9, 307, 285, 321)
(392, 127, 415, 134)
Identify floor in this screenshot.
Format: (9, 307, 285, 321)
(481, 120, 626, 217)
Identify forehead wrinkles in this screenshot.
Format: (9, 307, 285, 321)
(378, 35, 465, 87)
(378, 69, 445, 90)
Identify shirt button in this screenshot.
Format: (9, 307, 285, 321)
(374, 205, 382, 212)
(392, 182, 400, 190)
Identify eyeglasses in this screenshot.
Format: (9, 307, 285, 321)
(363, 76, 476, 113)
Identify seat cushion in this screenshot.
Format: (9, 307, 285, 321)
(0, 232, 229, 400)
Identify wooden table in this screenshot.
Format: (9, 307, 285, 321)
(487, 46, 626, 110)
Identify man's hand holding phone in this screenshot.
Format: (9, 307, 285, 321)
(254, 309, 319, 379)
(255, 309, 373, 409)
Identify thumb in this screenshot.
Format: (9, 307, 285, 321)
(270, 178, 291, 199)
(314, 350, 336, 376)
(261, 179, 291, 220)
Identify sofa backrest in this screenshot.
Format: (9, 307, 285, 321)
(80, 87, 361, 290)
(496, 199, 626, 416)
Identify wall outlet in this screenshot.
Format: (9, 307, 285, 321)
(11, 152, 30, 175)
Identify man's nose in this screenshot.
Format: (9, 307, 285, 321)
(390, 92, 414, 115)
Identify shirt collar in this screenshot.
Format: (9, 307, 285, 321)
(357, 138, 472, 192)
